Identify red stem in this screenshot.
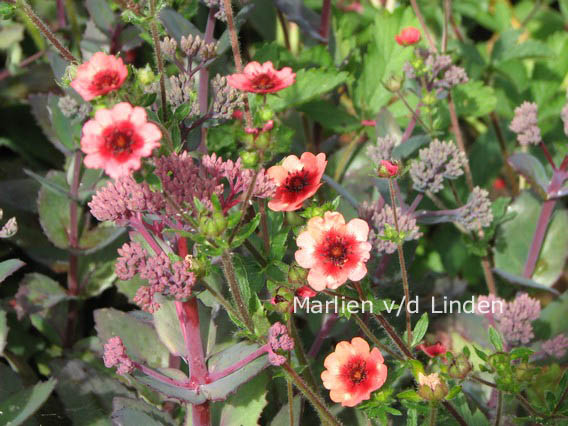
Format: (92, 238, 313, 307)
(319, 0, 332, 42)
(540, 142, 557, 171)
(208, 344, 269, 382)
(133, 361, 192, 388)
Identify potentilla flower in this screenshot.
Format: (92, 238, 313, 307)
(510, 101, 541, 146)
(417, 342, 447, 358)
(227, 61, 295, 94)
(70, 52, 128, 101)
(395, 27, 421, 46)
(267, 152, 327, 212)
(81, 102, 162, 179)
(321, 337, 387, 407)
(103, 336, 135, 375)
(295, 211, 372, 291)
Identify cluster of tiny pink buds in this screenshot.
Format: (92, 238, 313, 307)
(267, 322, 294, 366)
(509, 101, 541, 146)
(541, 334, 568, 359)
(410, 139, 467, 194)
(367, 204, 422, 254)
(457, 187, 493, 231)
(368, 135, 397, 165)
(476, 293, 541, 346)
(211, 75, 244, 120)
(437, 65, 469, 89)
(115, 242, 195, 313)
(103, 336, 135, 375)
(204, 0, 226, 21)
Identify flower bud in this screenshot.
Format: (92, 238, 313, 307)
(417, 373, 448, 401)
(259, 107, 274, 122)
(377, 159, 400, 178)
(137, 65, 156, 85)
(385, 75, 404, 93)
(240, 151, 259, 168)
(288, 264, 308, 285)
(61, 64, 77, 87)
(422, 91, 437, 106)
(212, 212, 227, 234)
(447, 353, 472, 379)
(395, 27, 421, 47)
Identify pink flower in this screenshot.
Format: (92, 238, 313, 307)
(70, 52, 128, 101)
(81, 102, 161, 178)
(296, 285, 317, 299)
(103, 336, 135, 375)
(295, 211, 372, 291)
(361, 119, 376, 127)
(227, 61, 295, 94)
(267, 152, 327, 211)
(321, 337, 388, 407)
(417, 342, 447, 358)
(378, 160, 399, 177)
(395, 27, 421, 46)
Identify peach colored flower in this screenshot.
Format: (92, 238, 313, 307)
(227, 61, 295, 94)
(81, 102, 161, 179)
(70, 52, 128, 101)
(267, 152, 327, 212)
(321, 337, 388, 407)
(295, 211, 372, 291)
(395, 27, 421, 46)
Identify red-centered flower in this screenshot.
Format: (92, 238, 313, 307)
(295, 211, 372, 291)
(81, 102, 161, 179)
(378, 159, 399, 177)
(71, 52, 128, 101)
(321, 337, 388, 407)
(417, 342, 447, 358)
(267, 152, 327, 212)
(227, 61, 295, 94)
(395, 27, 421, 46)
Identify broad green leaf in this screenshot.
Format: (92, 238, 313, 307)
(270, 395, 301, 426)
(86, 0, 116, 34)
(507, 153, 549, 195)
(132, 370, 206, 404)
(0, 379, 56, 426)
(0, 23, 24, 49)
(453, 80, 497, 118)
(0, 258, 25, 283)
(153, 295, 187, 358)
(493, 191, 568, 287)
(47, 94, 82, 151)
(17, 273, 68, 311)
(37, 171, 71, 249)
(268, 68, 349, 112)
(298, 101, 361, 133)
(112, 397, 175, 426)
(159, 7, 202, 43)
(203, 342, 269, 401)
(220, 373, 269, 426)
(492, 29, 552, 64)
(94, 308, 170, 368)
(51, 359, 132, 426)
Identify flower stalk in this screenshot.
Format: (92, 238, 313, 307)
(149, 0, 167, 121)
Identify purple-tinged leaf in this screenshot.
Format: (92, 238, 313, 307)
(0, 259, 25, 284)
(493, 268, 559, 295)
(132, 370, 206, 404)
(414, 209, 461, 225)
(272, 0, 325, 42)
(159, 8, 202, 44)
(508, 153, 549, 195)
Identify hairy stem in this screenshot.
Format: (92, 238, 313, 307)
(198, 7, 216, 154)
(372, 313, 415, 359)
(17, 0, 78, 63)
(282, 362, 342, 426)
(441, 401, 467, 426)
(388, 178, 412, 346)
(352, 314, 403, 361)
(150, 0, 167, 122)
(220, 251, 255, 333)
(308, 314, 338, 358)
(288, 316, 320, 394)
(222, 0, 253, 128)
(287, 374, 294, 426)
(409, 0, 437, 52)
(429, 403, 439, 426)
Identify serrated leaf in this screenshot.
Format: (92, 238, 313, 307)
(453, 80, 497, 118)
(396, 389, 422, 402)
(488, 326, 504, 351)
(446, 385, 462, 400)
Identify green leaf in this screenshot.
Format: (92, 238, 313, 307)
(446, 385, 462, 400)
(174, 103, 191, 122)
(47, 94, 82, 151)
(493, 191, 568, 288)
(86, 0, 116, 34)
(17, 273, 68, 311)
(112, 397, 175, 426)
(492, 29, 552, 64)
(203, 342, 269, 401)
(297, 100, 361, 133)
(0, 258, 25, 283)
(37, 171, 71, 249)
(231, 213, 261, 248)
(453, 80, 497, 118)
(507, 153, 549, 195)
(411, 313, 429, 348)
(396, 389, 422, 402)
(219, 373, 269, 426)
(0, 378, 56, 426)
(0, 309, 7, 354)
(94, 308, 170, 368)
(270, 395, 301, 426)
(152, 294, 187, 358)
(488, 326, 504, 351)
(132, 370, 206, 404)
(159, 7, 201, 43)
(267, 68, 349, 112)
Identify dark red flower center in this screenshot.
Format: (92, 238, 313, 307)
(101, 121, 143, 161)
(284, 169, 310, 192)
(346, 359, 368, 384)
(251, 73, 276, 90)
(91, 70, 121, 92)
(322, 236, 350, 267)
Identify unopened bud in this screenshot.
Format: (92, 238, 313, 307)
(240, 151, 259, 168)
(417, 373, 448, 401)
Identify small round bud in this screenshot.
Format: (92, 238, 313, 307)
(255, 133, 271, 150)
(240, 151, 259, 168)
(377, 160, 400, 178)
(422, 91, 437, 106)
(0, 3, 16, 19)
(447, 353, 472, 379)
(385, 75, 404, 92)
(259, 107, 274, 122)
(417, 373, 448, 402)
(137, 65, 156, 85)
(61, 64, 77, 87)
